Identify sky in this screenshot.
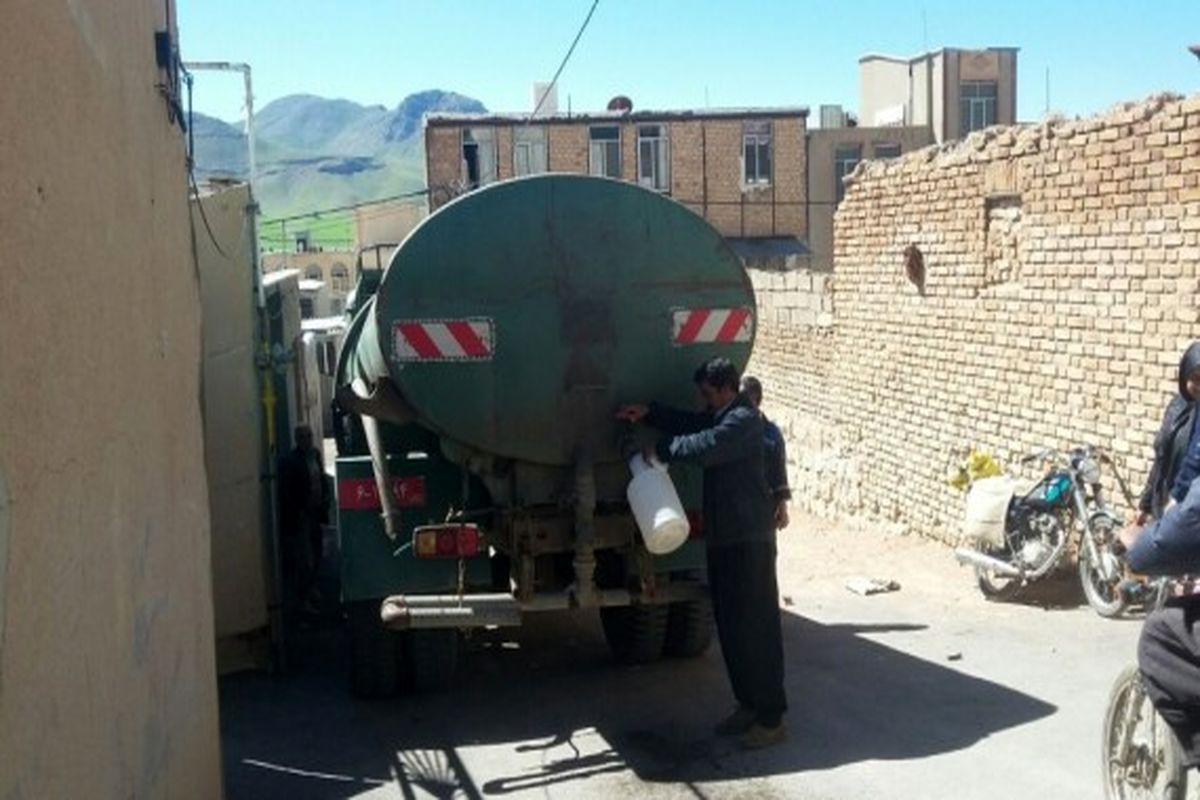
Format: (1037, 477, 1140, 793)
(179, 0, 1200, 125)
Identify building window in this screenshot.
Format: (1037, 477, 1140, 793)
(462, 128, 497, 189)
(743, 120, 772, 186)
(305, 265, 323, 281)
(330, 263, 349, 293)
(960, 81, 998, 136)
(874, 142, 901, 159)
(588, 126, 621, 178)
(513, 127, 547, 176)
(299, 297, 314, 319)
(834, 144, 862, 204)
(637, 124, 670, 192)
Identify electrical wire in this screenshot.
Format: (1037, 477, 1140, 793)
(527, 0, 601, 123)
(260, 188, 430, 227)
(188, 167, 232, 259)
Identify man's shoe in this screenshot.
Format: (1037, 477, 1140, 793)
(714, 707, 757, 736)
(740, 722, 787, 750)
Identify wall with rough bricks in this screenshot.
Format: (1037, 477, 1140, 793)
(425, 125, 462, 207)
(425, 114, 807, 241)
(750, 94, 1200, 542)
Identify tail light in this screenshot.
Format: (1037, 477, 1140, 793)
(686, 510, 704, 539)
(412, 524, 482, 559)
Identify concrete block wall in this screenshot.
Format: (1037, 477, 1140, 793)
(751, 94, 1200, 542)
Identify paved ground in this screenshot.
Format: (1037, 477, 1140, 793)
(220, 515, 1145, 799)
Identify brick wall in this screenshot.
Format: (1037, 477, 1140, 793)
(425, 114, 807, 241)
(749, 94, 1200, 542)
(426, 126, 462, 207)
(547, 124, 588, 174)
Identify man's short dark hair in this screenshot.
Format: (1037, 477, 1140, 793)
(693, 357, 740, 392)
(741, 375, 763, 404)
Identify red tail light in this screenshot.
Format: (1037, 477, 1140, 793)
(413, 524, 481, 559)
(686, 510, 704, 538)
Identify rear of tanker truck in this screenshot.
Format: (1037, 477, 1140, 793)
(333, 174, 756, 696)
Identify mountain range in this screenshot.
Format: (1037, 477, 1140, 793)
(192, 90, 486, 221)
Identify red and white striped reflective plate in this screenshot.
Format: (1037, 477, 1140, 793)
(393, 318, 495, 362)
(671, 307, 754, 345)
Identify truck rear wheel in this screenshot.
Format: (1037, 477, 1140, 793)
(347, 600, 400, 698)
(600, 605, 669, 664)
(663, 598, 714, 658)
(406, 629, 459, 692)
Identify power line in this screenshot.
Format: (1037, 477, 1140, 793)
(260, 187, 430, 226)
(528, 0, 601, 123)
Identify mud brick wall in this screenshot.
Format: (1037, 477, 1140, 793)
(749, 94, 1200, 542)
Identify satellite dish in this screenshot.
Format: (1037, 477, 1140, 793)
(606, 96, 633, 114)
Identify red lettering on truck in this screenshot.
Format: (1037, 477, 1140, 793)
(338, 477, 427, 510)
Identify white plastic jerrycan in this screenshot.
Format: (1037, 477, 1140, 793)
(626, 454, 691, 555)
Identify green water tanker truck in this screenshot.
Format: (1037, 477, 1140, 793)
(334, 174, 756, 695)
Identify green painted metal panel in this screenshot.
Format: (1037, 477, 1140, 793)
(336, 453, 491, 602)
(351, 175, 755, 466)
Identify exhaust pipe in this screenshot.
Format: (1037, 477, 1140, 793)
(954, 547, 1023, 578)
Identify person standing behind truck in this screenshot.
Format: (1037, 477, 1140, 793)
(741, 375, 792, 531)
(1136, 341, 1200, 523)
(618, 357, 788, 750)
(277, 425, 330, 640)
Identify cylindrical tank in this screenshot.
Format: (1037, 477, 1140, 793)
(338, 175, 755, 467)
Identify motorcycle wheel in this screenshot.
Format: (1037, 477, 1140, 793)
(973, 546, 1023, 601)
(1081, 522, 1129, 618)
(1102, 664, 1186, 800)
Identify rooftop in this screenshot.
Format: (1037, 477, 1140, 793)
(426, 106, 809, 127)
(858, 46, 1019, 64)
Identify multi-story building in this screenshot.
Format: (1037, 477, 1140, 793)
(802, 46, 1019, 270)
(261, 246, 355, 317)
(424, 105, 810, 265)
(806, 120, 936, 271)
(859, 47, 1019, 143)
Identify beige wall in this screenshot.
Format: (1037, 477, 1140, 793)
(861, 49, 1017, 144)
(426, 113, 809, 240)
(194, 185, 269, 671)
(263, 249, 355, 314)
(0, 1, 221, 797)
(807, 127, 936, 271)
(750, 94, 1200, 542)
(859, 57, 913, 126)
(354, 200, 425, 255)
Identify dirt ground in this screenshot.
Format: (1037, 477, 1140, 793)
(220, 512, 1146, 799)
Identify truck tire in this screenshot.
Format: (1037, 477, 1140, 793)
(600, 605, 669, 665)
(406, 629, 459, 692)
(347, 600, 400, 698)
(663, 598, 714, 658)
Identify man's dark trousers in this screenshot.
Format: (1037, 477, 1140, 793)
(708, 540, 787, 727)
(1139, 595, 1200, 766)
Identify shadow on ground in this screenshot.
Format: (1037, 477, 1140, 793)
(221, 597, 1057, 798)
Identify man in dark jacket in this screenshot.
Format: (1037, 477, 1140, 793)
(277, 425, 330, 627)
(1123, 478, 1200, 768)
(742, 375, 792, 530)
(618, 357, 787, 749)
(1137, 341, 1200, 522)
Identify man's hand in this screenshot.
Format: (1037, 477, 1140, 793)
(1119, 521, 1143, 552)
(774, 500, 790, 531)
(616, 404, 649, 423)
(641, 443, 658, 467)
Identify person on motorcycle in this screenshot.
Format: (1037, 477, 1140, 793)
(1121, 476, 1200, 769)
(1137, 341, 1200, 523)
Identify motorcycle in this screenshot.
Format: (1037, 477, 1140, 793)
(953, 446, 1130, 617)
(1102, 579, 1189, 799)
